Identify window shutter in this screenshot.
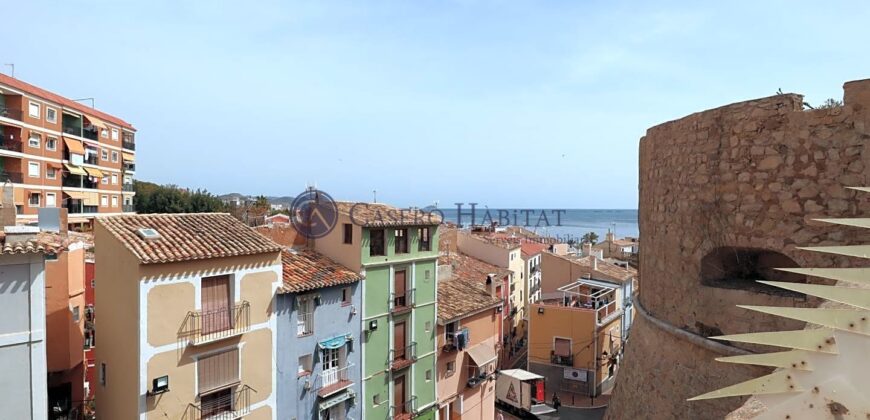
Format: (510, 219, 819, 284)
(554, 338, 571, 357)
(198, 348, 240, 394)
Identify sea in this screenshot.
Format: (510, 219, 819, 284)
(436, 208, 639, 242)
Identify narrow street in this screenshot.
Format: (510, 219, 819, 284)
(497, 406, 606, 420)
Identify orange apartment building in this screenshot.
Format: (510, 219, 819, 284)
(436, 278, 502, 420)
(0, 73, 137, 227)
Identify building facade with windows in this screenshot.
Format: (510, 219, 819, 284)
(0, 73, 137, 226)
(94, 213, 282, 420)
(311, 202, 441, 420)
(276, 248, 362, 420)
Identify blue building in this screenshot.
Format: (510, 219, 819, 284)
(277, 249, 363, 420)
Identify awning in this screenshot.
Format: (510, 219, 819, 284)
(122, 152, 135, 162)
(47, 161, 63, 169)
(318, 389, 355, 411)
(84, 167, 104, 178)
(319, 335, 348, 350)
(467, 343, 497, 367)
(64, 164, 87, 176)
(85, 115, 107, 130)
(64, 137, 85, 155)
(13, 187, 24, 205)
(64, 191, 87, 200)
(83, 192, 100, 206)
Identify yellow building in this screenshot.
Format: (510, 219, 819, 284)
(94, 213, 282, 420)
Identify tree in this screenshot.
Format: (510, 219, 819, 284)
(817, 98, 843, 109)
(133, 181, 226, 214)
(581, 231, 599, 245)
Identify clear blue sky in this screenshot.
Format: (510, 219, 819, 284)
(3, 1, 869, 208)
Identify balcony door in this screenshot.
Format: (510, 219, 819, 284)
(394, 375, 406, 414)
(202, 275, 232, 335)
(321, 347, 343, 387)
(393, 321, 406, 361)
(393, 270, 407, 307)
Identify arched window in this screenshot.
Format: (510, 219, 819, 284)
(700, 247, 806, 296)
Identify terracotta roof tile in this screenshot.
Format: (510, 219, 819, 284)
(0, 73, 135, 130)
(336, 202, 441, 227)
(0, 231, 71, 255)
(569, 255, 637, 283)
(438, 251, 511, 284)
(97, 213, 281, 264)
(279, 249, 361, 294)
(520, 242, 550, 258)
(437, 278, 502, 323)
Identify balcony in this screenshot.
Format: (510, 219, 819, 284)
(180, 301, 250, 345)
(0, 171, 22, 184)
(122, 139, 136, 151)
(123, 162, 136, 172)
(596, 301, 620, 325)
(122, 183, 134, 192)
(0, 135, 22, 153)
(67, 204, 98, 214)
(389, 288, 415, 315)
(315, 363, 355, 398)
(122, 204, 135, 213)
(390, 396, 417, 420)
(550, 352, 574, 366)
(62, 175, 98, 189)
(187, 385, 255, 420)
(389, 342, 417, 371)
(84, 154, 99, 165)
(441, 328, 468, 353)
(466, 368, 492, 388)
(0, 106, 22, 121)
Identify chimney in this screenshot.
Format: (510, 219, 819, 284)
(583, 242, 592, 256)
(485, 274, 494, 297)
(605, 229, 615, 244)
(0, 184, 15, 227)
(593, 257, 598, 272)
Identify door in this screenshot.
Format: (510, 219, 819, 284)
(394, 375, 406, 414)
(322, 347, 340, 387)
(201, 275, 232, 334)
(394, 270, 407, 307)
(393, 321, 406, 361)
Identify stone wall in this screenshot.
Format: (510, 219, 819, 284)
(605, 79, 870, 419)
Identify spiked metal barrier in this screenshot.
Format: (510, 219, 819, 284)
(689, 188, 870, 419)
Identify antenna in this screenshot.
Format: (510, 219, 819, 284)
(73, 98, 95, 108)
(373, 189, 377, 203)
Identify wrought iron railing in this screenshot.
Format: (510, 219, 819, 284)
(0, 171, 22, 184)
(122, 204, 135, 213)
(389, 288, 415, 313)
(0, 135, 22, 152)
(390, 396, 417, 419)
(122, 139, 136, 150)
(550, 351, 574, 366)
(315, 363, 355, 397)
(187, 385, 255, 420)
(0, 106, 22, 120)
(180, 301, 250, 345)
(389, 342, 417, 370)
(122, 183, 134, 192)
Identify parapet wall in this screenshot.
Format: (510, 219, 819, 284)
(606, 79, 870, 419)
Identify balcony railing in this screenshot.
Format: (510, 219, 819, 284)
(596, 301, 619, 324)
(466, 366, 493, 388)
(122, 139, 136, 150)
(550, 352, 574, 366)
(122, 204, 135, 213)
(62, 176, 98, 189)
(0, 106, 22, 120)
(180, 301, 250, 345)
(84, 155, 99, 165)
(187, 385, 255, 420)
(67, 204, 99, 214)
(62, 126, 82, 136)
(389, 342, 417, 371)
(123, 162, 136, 172)
(0, 171, 22, 184)
(390, 396, 418, 420)
(389, 288, 415, 314)
(0, 135, 22, 152)
(315, 363, 355, 398)
(442, 328, 469, 353)
(122, 183, 134, 192)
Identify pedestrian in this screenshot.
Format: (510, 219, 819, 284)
(552, 393, 561, 410)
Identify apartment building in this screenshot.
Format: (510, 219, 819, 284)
(592, 231, 639, 261)
(521, 243, 548, 304)
(0, 73, 137, 226)
(277, 248, 362, 420)
(311, 202, 440, 420)
(95, 213, 282, 420)
(435, 278, 502, 420)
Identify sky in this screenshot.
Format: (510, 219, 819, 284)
(3, 1, 869, 209)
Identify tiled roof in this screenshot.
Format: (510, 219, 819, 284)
(335, 202, 441, 227)
(439, 251, 512, 284)
(437, 278, 502, 323)
(571, 255, 637, 283)
(97, 213, 281, 264)
(520, 242, 550, 258)
(279, 249, 361, 294)
(0, 231, 68, 255)
(0, 73, 135, 130)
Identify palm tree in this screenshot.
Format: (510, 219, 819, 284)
(581, 231, 599, 245)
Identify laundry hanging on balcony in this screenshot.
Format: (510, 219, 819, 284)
(319, 334, 348, 350)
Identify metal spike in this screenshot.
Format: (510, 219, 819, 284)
(687, 371, 801, 401)
(756, 281, 870, 310)
(797, 245, 870, 259)
(846, 186, 870, 192)
(710, 329, 837, 353)
(813, 218, 870, 229)
(738, 306, 870, 335)
(715, 350, 813, 370)
(775, 267, 870, 286)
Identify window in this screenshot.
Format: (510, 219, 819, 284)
(111, 128, 119, 140)
(28, 192, 40, 207)
(100, 195, 108, 207)
(425, 369, 432, 381)
(28, 162, 40, 178)
(28, 101, 40, 118)
(46, 167, 57, 180)
(341, 287, 352, 305)
(101, 176, 108, 185)
(553, 337, 572, 365)
(72, 306, 80, 322)
(46, 107, 57, 123)
(99, 363, 106, 386)
(197, 348, 240, 397)
(111, 174, 118, 185)
(298, 354, 313, 376)
(418, 227, 431, 251)
(201, 275, 233, 335)
(111, 151, 119, 162)
(101, 149, 108, 161)
(111, 196, 118, 207)
(372, 394, 381, 406)
(369, 229, 385, 256)
(394, 228, 408, 254)
(343, 223, 353, 244)
(29, 133, 41, 148)
(297, 295, 314, 336)
(424, 270, 430, 280)
(446, 361, 455, 376)
(46, 137, 57, 151)
(46, 193, 56, 207)
(425, 321, 431, 333)
(100, 128, 108, 138)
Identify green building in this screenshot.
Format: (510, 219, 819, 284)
(313, 202, 440, 420)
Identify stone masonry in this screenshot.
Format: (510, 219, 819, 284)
(605, 79, 870, 419)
